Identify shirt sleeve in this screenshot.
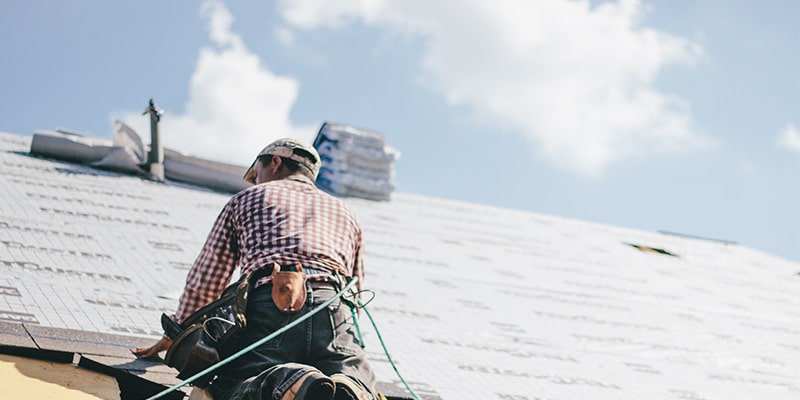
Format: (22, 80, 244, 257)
(174, 198, 240, 323)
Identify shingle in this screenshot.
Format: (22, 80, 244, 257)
(78, 355, 186, 400)
(0, 321, 36, 349)
(25, 325, 143, 358)
(78, 354, 182, 387)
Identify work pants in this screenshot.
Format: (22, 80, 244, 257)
(209, 282, 377, 399)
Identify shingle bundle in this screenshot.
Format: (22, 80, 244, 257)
(312, 122, 399, 201)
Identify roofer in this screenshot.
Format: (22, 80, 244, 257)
(134, 138, 378, 400)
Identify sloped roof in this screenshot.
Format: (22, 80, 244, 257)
(1, 131, 799, 399)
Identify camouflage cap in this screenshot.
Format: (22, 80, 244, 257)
(243, 138, 321, 184)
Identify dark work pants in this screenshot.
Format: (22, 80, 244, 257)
(210, 282, 377, 399)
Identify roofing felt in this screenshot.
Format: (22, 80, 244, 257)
(1, 131, 799, 399)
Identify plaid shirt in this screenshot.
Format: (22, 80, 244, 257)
(174, 175, 364, 323)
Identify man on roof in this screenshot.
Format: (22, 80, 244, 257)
(134, 138, 378, 400)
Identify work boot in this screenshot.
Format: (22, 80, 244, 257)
(331, 374, 372, 400)
(282, 370, 335, 400)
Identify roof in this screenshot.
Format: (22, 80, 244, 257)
(1, 131, 799, 399)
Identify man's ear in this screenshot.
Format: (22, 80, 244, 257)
(269, 155, 283, 174)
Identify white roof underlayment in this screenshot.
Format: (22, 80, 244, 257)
(1, 131, 799, 399)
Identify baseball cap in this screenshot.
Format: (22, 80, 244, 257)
(243, 138, 321, 184)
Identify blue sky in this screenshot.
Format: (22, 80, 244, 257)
(1, 0, 798, 263)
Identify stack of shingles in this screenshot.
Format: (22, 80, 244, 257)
(312, 122, 399, 201)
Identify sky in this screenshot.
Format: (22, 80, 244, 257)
(1, 0, 798, 263)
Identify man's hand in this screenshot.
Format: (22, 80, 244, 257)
(132, 336, 173, 359)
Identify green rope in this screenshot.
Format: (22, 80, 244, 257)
(354, 297, 423, 400)
(346, 290, 422, 399)
(146, 277, 358, 400)
(350, 305, 366, 348)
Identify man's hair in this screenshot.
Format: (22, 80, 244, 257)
(261, 148, 317, 180)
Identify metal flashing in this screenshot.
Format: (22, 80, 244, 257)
(29, 127, 249, 194)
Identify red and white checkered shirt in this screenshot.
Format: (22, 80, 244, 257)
(174, 175, 364, 323)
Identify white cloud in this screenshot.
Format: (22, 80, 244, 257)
(116, 0, 316, 165)
(274, 26, 295, 47)
(278, 0, 711, 175)
(778, 123, 800, 153)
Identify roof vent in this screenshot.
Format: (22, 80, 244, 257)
(312, 122, 400, 201)
(29, 98, 249, 193)
(143, 99, 165, 182)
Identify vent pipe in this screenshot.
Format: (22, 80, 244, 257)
(143, 98, 165, 181)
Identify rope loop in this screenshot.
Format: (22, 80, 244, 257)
(344, 288, 376, 309)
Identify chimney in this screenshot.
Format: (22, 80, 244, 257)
(143, 98, 165, 181)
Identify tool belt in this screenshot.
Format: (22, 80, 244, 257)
(162, 264, 303, 386)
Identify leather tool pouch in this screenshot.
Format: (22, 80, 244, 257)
(166, 325, 220, 385)
(270, 263, 307, 314)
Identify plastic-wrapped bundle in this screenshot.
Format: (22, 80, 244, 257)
(313, 122, 399, 201)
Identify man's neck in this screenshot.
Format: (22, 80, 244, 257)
(280, 172, 313, 184)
